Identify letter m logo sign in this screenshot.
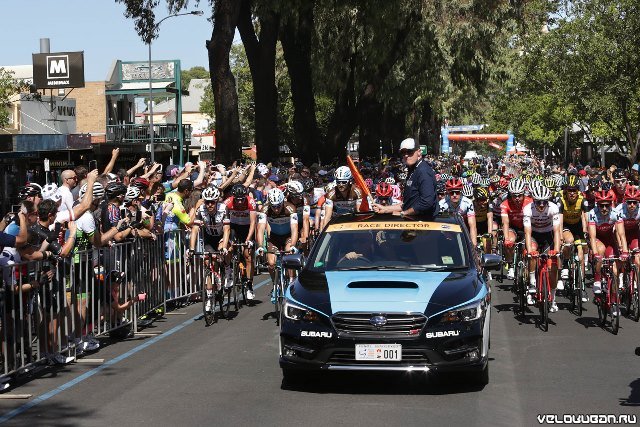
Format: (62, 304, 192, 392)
(47, 55, 69, 79)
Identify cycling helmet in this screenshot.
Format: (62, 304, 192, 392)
(553, 174, 565, 188)
(257, 163, 270, 177)
(529, 179, 544, 193)
(490, 175, 500, 184)
(564, 175, 580, 189)
(471, 173, 482, 185)
(530, 185, 551, 201)
(445, 178, 464, 191)
(231, 184, 248, 198)
(375, 182, 393, 198)
(462, 184, 474, 198)
(508, 178, 525, 195)
(439, 173, 450, 182)
(384, 177, 396, 185)
(267, 188, 285, 206)
(498, 177, 509, 189)
(41, 183, 58, 200)
(18, 184, 42, 199)
(201, 186, 221, 201)
(480, 178, 491, 187)
(587, 178, 601, 191)
(301, 178, 315, 193)
(474, 187, 489, 200)
(594, 190, 614, 203)
(613, 169, 627, 180)
(105, 182, 127, 199)
(625, 186, 640, 202)
(131, 177, 150, 190)
(543, 177, 556, 189)
(79, 182, 105, 200)
(334, 166, 352, 182)
(287, 180, 304, 196)
(106, 173, 119, 184)
(124, 186, 141, 203)
(436, 182, 446, 193)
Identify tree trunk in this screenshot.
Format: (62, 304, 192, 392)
(358, 99, 383, 160)
(237, 0, 280, 162)
(418, 101, 440, 155)
(280, 2, 321, 165)
(207, 0, 242, 164)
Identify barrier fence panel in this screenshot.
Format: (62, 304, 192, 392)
(0, 229, 207, 383)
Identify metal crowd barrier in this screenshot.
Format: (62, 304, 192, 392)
(0, 230, 200, 382)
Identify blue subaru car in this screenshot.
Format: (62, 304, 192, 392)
(279, 213, 499, 385)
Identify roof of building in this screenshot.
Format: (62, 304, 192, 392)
(0, 65, 33, 82)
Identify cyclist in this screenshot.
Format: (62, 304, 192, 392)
(523, 185, 562, 310)
(501, 178, 532, 280)
(285, 180, 311, 249)
(558, 175, 588, 294)
(611, 169, 628, 205)
(322, 166, 363, 228)
(440, 178, 477, 247)
(588, 190, 628, 296)
(256, 188, 299, 286)
(473, 187, 495, 256)
(224, 184, 258, 299)
(374, 182, 401, 206)
(189, 187, 231, 312)
(614, 186, 640, 289)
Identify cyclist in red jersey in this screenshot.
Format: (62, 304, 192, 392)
(501, 178, 533, 279)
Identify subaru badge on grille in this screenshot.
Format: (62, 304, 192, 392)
(369, 315, 387, 327)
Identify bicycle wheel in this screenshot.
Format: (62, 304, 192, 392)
(238, 265, 247, 307)
(517, 261, 526, 315)
(567, 259, 576, 313)
(539, 271, 549, 332)
(222, 262, 232, 318)
(610, 277, 620, 335)
(496, 240, 504, 283)
(576, 262, 584, 317)
(598, 277, 609, 327)
(231, 260, 239, 311)
(630, 265, 640, 322)
(203, 292, 216, 327)
(274, 273, 282, 326)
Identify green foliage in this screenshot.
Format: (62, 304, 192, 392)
(181, 66, 209, 91)
(0, 68, 27, 129)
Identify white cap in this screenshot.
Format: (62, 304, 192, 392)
(399, 138, 418, 151)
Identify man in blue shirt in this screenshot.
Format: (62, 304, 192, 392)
(373, 138, 437, 218)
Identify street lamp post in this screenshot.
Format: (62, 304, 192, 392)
(147, 10, 203, 164)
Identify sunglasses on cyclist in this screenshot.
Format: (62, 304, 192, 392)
(597, 203, 611, 208)
(336, 180, 350, 186)
(204, 200, 217, 205)
(449, 190, 461, 195)
(615, 179, 627, 184)
(534, 200, 548, 207)
(627, 200, 639, 205)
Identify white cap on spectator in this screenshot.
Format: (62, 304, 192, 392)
(399, 138, 418, 151)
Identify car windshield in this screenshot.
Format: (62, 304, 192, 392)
(307, 222, 468, 272)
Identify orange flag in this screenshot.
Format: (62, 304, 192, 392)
(346, 156, 373, 211)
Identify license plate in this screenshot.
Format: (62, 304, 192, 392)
(355, 344, 402, 361)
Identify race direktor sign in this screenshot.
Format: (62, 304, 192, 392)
(32, 51, 85, 89)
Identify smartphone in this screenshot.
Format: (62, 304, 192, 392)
(11, 204, 21, 213)
(89, 160, 98, 171)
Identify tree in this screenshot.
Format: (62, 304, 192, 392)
(181, 66, 210, 91)
(0, 68, 26, 128)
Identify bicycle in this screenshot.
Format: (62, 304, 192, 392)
(595, 256, 621, 335)
(476, 233, 493, 282)
(563, 241, 588, 316)
(622, 248, 640, 322)
(510, 240, 526, 315)
(268, 249, 292, 326)
(495, 228, 504, 283)
(527, 251, 560, 332)
(190, 250, 225, 326)
(231, 242, 252, 308)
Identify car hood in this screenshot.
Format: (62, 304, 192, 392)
(288, 269, 485, 318)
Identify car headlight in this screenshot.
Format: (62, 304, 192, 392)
(439, 299, 486, 324)
(283, 300, 319, 322)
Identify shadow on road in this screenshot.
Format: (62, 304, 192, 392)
(281, 371, 486, 395)
(620, 378, 640, 406)
(574, 316, 602, 329)
(2, 400, 92, 427)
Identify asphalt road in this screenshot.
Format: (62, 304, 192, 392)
(1, 273, 639, 426)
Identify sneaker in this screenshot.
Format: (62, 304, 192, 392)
(556, 279, 564, 291)
(592, 281, 602, 294)
(561, 268, 569, 279)
(581, 295, 589, 303)
(527, 294, 535, 305)
(205, 299, 213, 312)
(550, 301, 558, 313)
(247, 290, 255, 300)
(507, 267, 515, 280)
(48, 352, 75, 365)
(83, 340, 99, 352)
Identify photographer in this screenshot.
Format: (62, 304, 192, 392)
(100, 182, 133, 244)
(123, 186, 154, 239)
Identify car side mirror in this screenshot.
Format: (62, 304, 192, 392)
(481, 254, 502, 270)
(283, 253, 304, 270)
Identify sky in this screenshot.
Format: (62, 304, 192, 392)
(2, 0, 218, 81)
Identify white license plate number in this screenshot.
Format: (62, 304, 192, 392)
(355, 344, 402, 361)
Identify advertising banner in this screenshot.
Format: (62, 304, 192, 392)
(32, 51, 85, 89)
